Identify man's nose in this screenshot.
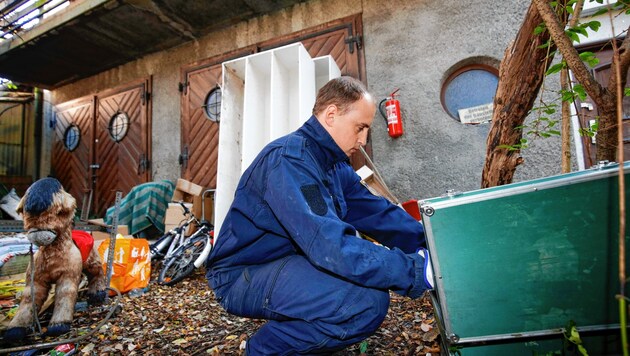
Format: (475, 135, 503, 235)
(358, 130, 368, 146)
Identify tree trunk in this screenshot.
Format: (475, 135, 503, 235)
(533, 0, 630, 163)
(481, 2, 559, 188)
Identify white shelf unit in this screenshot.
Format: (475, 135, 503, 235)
(215, 43, 340, 236)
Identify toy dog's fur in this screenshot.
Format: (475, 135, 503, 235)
(4, 178, 106, 341)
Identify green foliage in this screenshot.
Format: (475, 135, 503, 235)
(578, 52, 599, 67)
(546, 61, 567, 75)
(565, 320, 589, 356)
(498, 138, 529, 151)
(530, 321, 589, 356)
(534, 22, 547, 36)
(359, 341, 368, 354)
(578, 118, 598, 138)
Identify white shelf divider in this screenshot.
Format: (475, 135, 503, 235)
(214, 43, 340, 237)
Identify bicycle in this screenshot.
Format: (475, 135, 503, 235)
(157, 220, 213, 285)
(153, 190, 215, 286)
(149, 201, 198, 262)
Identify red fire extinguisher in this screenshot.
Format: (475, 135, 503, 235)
(379, 88, 403, 138)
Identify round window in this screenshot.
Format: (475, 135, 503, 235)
(108, 112, 130, 142)
(441, 64, 499, 124)
(204, 87, 221, 122)
(63, 124, 81, 152)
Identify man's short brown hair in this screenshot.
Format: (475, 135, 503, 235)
(312, 76, 370, 116)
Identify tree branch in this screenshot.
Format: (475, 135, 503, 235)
(533, 0, 608, 107)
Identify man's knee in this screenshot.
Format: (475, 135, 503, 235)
(341, 288, 390, 339)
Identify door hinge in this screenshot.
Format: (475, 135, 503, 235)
(178, 146, 189, 169)
(345, 34, 362, 54)
(142, 91, 151, 105)
(138, 153, 151, 175)
(178, 81, 189, 94)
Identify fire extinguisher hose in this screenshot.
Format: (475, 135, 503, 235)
(378, 98, 389, 125)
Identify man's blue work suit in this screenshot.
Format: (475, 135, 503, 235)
(206, 116, 429, 355)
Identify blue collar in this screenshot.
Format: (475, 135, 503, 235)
(298, 116, 349, 171)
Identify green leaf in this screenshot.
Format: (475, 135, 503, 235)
(579, 51, 599, 67)
(359, 341, 368, 353)
(586, 21, 601, 32)
(592, 8, 608, 16)
(572, 26, 588, 37)
(548, 129, 561, 136)
(566, 30, 580, 43)
(533, 23, 547, 35)
(624, 87, 630, 96)
(544, 107, 556, 115)
(546, 62, 565, 75)
(560, 89, 575, 102)
(573, 84, 587, 101)
(497, 144, 518, 151)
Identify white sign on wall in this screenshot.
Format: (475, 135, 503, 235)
(458, 103, 493, 124)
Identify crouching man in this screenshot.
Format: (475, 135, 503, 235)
(206, 76, 434, 355)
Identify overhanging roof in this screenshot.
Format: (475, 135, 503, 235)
(0, 0, 305, 89)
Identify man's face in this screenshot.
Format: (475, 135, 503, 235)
(326, 95, 376, 157)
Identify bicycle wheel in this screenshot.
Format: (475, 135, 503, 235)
(157, 235, 209, 286)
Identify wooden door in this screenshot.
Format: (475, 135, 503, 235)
(94, 78, 151, 215)
(52, 96, 94, 213)
(180, 15, 368, 186)
(259, 14, 369, 169)
(180, 49, 255, 188)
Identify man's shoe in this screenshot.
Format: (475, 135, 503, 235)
(417, 248, 434, 289)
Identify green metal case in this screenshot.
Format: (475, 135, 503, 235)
(420, 162, 629, 354)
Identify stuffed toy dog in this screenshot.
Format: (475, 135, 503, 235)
(4, 178, 106, 341)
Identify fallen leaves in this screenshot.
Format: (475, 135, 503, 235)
(15, 268, 439, 355)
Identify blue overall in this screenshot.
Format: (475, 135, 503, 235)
(206, 116, 428, 355)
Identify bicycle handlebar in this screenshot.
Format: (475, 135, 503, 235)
(178, 200, 191, 216)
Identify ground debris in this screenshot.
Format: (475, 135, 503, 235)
(14, 268, 440, 355)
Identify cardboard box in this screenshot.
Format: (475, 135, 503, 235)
(164, 202, 193, 235)
(355, 166, 397, 203)
(172, 178, 204, 203)
(88, 218, 129, 248)
(193, 193, 214, 222)
(171, 179, 215, 234)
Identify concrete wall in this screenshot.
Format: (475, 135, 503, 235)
(363, 0, 563, 200)
(49, 0, 566, 200)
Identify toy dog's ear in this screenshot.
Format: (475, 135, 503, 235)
(53, 190, 76, 212)
(16, 195, 25, 215)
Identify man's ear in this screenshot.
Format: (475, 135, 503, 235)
(323, 104, 337, 127)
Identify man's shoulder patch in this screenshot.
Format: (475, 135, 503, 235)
(300, 184, 327, 216)
(283, 134, 305, 160)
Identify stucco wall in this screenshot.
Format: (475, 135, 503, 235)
(363, 0, 563, 200)
(50, 0, 565, 200)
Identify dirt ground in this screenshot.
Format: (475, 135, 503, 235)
(3, 266, 441, 355)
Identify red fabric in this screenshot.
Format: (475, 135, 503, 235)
(71, 230, 94, 263)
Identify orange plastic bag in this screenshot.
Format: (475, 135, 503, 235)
(98, 235, 150, 294)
